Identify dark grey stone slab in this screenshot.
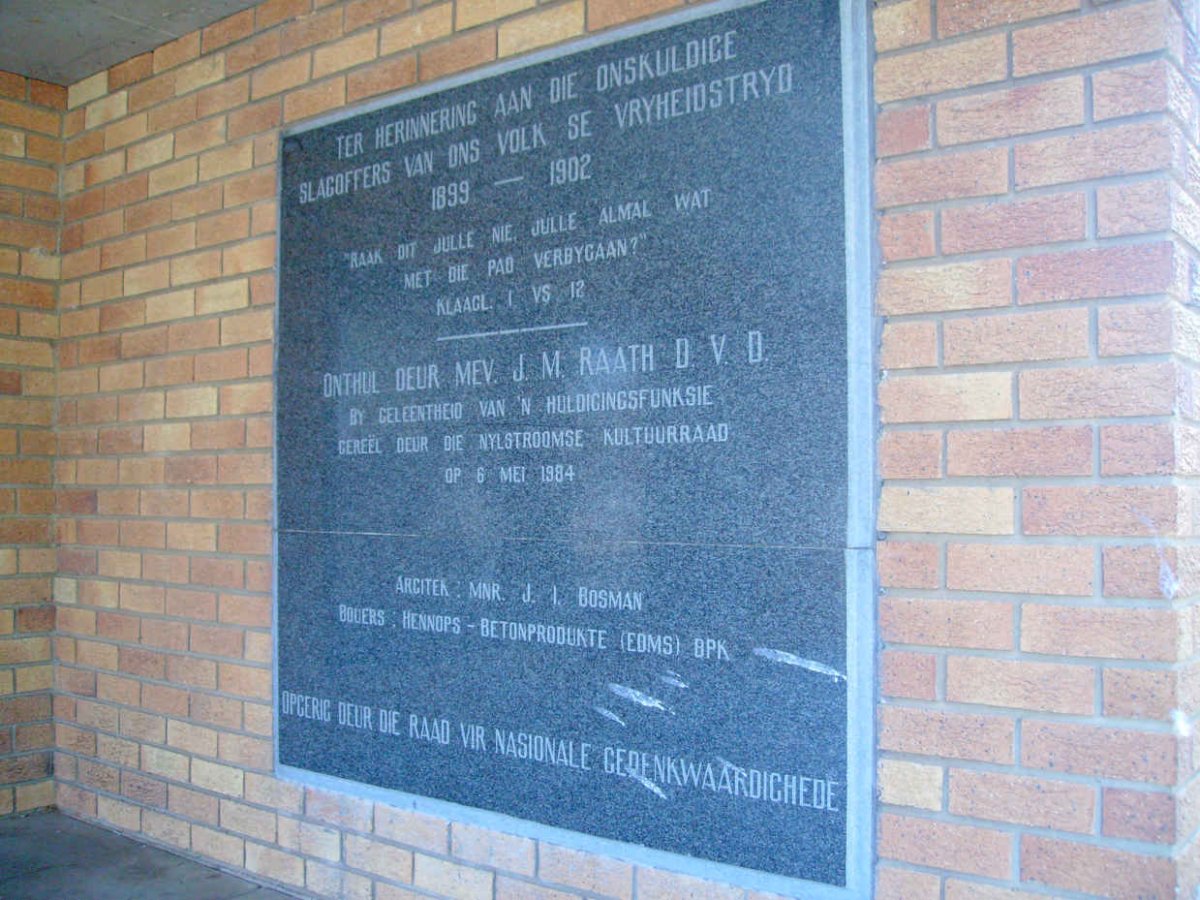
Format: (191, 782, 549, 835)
(279, 533, 847, 882)
(275, 0, 855, 890)
(276, 0, 846, 549)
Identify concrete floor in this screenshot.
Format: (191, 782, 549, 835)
(0, 810, 296, 899)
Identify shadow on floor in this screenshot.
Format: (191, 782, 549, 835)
(0, 810, 296, 899)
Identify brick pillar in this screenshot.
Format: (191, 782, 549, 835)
(875, 0, 1198, 896)
(0, 70, 62, 817)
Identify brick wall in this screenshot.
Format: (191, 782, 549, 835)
(0, 0, 1193, 896)
(874, 0, 1200, 896)
(51, 0, 817, 896)
(0, 71, 61, 819)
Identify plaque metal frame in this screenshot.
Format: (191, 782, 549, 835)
(271, 0, 875, 895)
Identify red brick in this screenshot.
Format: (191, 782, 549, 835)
(880, 321, 936, 369)
(1020, 242, 1176, 305)
(1015, 122, 1171, 190)
(0, 160, 54, 199)
(877, 541, 939, 590)
(221, 594, 269, 629)
(942, 193, 1085, 255)
(251, 56, 311, 101)
(191, 694, 242, 731)
(536, 843, 631, 898)
(1104, 667, 1176, 719)
(118, 646, 165, 679)
(1019, 363, 1175, 420)
(1020, 835, 1174, 899)
(1093, 59, 1181, 122)
(0, 71, 25, 99)
(148, 96, 197, 137)
(419, 29, 497, 82)
(282, 7, 344, 55)
(879, 707, 1014, 764)
(947, 426, 1091, 477)
(193, 349, 247, 383)
(0, 220, 56, 251)
(347, 56, 418, 103)
(191, 420, 246, 451)
(879, 813, 1010, 879)
(876, 147, 1007, 208)
(191, 557, 243, 589)
(0, 99, 57, 136)
(875, 34, 1006, 104)
(878, 211, 934, 261)
(202, 9, 255, 53)
(228, 100, 282, 141)
(256, 0, 311, 31)
(1022, 721, 1176, 784)
(1103, 545, 1180, 600)
(0, 695, 51, 725)
(876, 866, 940, 900)
(1102, 423, 1174, 476)
(167, 655, 215, 689)
(345, 0, 409, 31)
(166, 587, 218, 621)
(283, 78, 346, 124)
(218, 662, 269, 699)
(305, 786, 372, 830)
(873, 0, 931, 52)
(950, 769, 1094, 832)
(126, 72, 173, 115)
(877, 104, 930, 157)
(881, 597, 1011, 650)
(1023, 485, 1176, 536)
(0, 280, 55, 310)
(223, 170, 275, 208)
(141, 618, 189, 652)
(1103, 787, 1174, 844)
(1012, 2, 1169, 77)
(947, 543, 1092, 595)
(1022, 604, 1177, 661)
(226, 30, 282, 77)
(1099, 180, 1171, 237)
(944, 308, 1088, 365)
(25, 81, 61, 112)
(879, 431, 940, 479)
(938, 77, 1084, 146)
(190, 490, 245, 519)
(0, 753, 52, 785)
(168, 319, 220, 353)
(190, 624, 244, 659)
(218, 523, 270, 555)
(153, 33, 200, 73)
(122, 772, 166, 808)
(1099, 302, 1173, 357)
(218, 453, 271, 484)
(938, 0, 1078, 37)
(880, 650, 935, 700)
(947, 656, 1093, 714)
(139, 490, 189, 519)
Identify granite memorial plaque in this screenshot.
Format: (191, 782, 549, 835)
(275, 0, 871, 892)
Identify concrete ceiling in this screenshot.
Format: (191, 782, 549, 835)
(0, 0, 263, 86)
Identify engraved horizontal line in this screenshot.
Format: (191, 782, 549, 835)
(493, 175, 524, 186)
(435, 321, 588, 342)
(275, 527, 850, 553)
